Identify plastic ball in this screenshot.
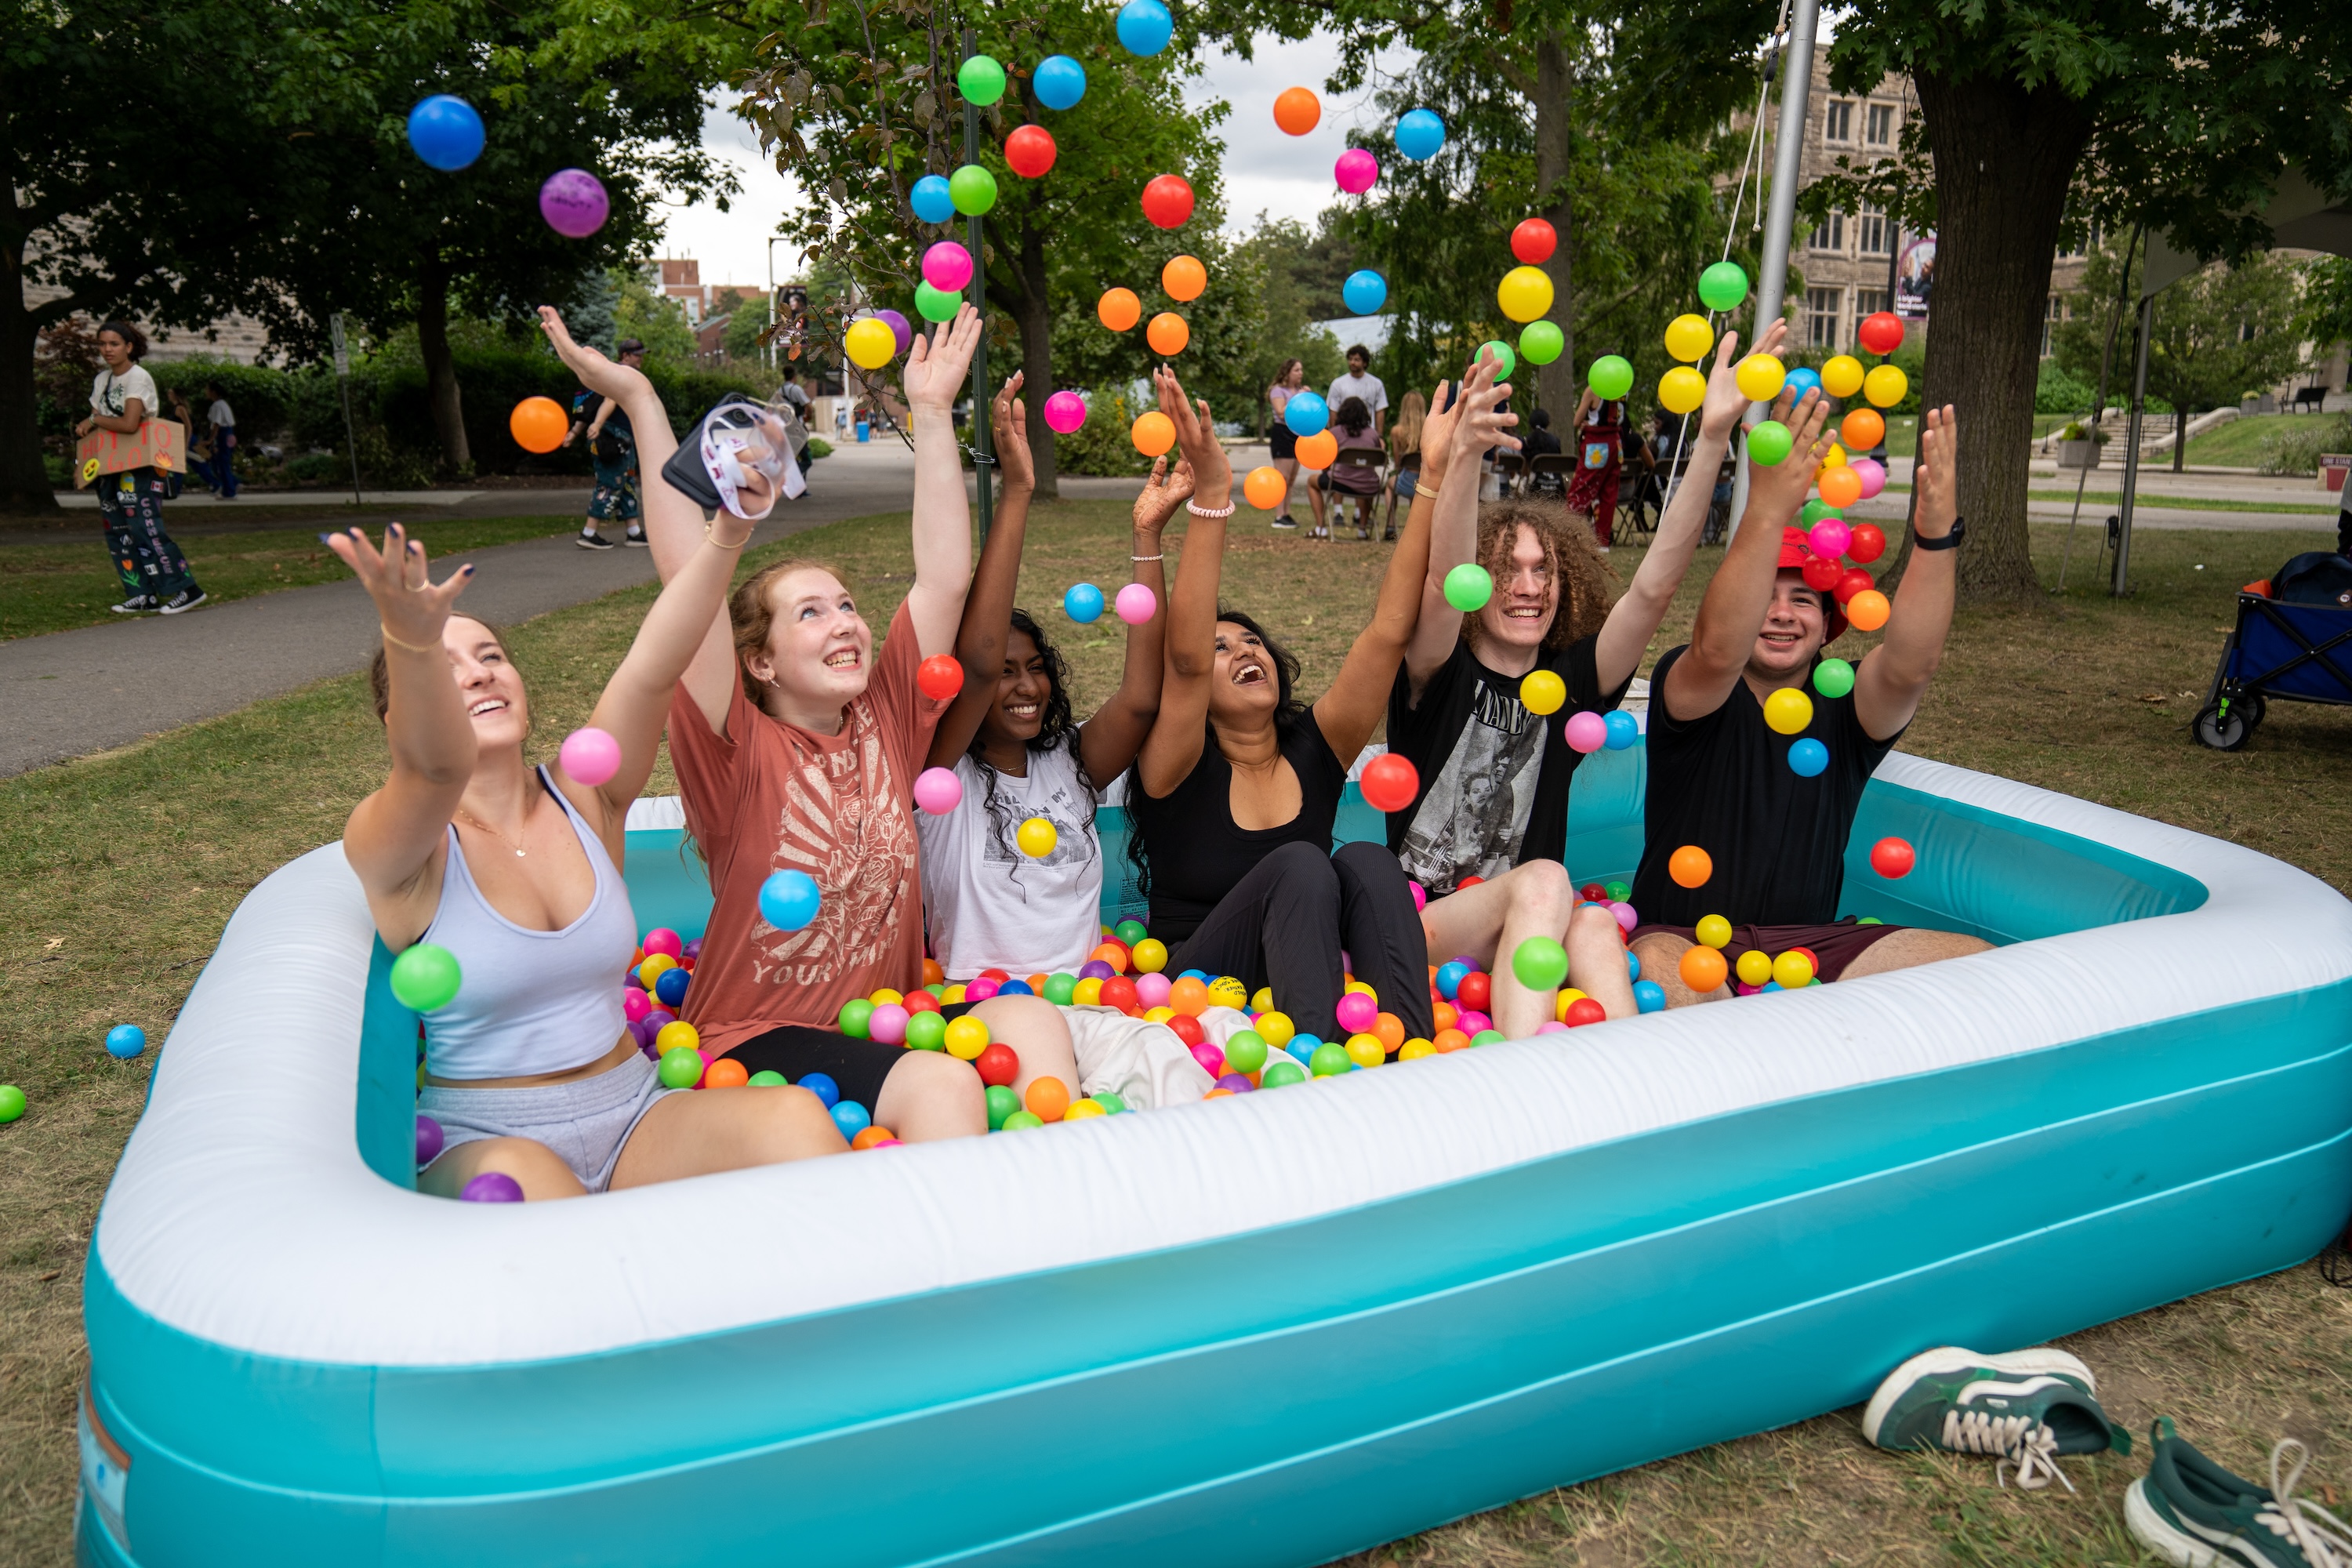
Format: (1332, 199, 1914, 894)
(390, 942, 463, 1011)
(1342, 270, 1388, 315)
(656, 1046, 705, 1089)
(1815, 463, 1861, 510)
(1109, 583, 1156, 626)
(1140, 173, 1194, 229)
(1293, 429, 1338, 470)
(1115, 920, 1147, 946)
(1261, 1058, 1308, 1088)
(1857, 311, 1904, 355)
(1273, 85, 1321, 135)
(1117, 0, 1172, 53)
(1334, 990, 1379, 1035)
(1097, 975, 1138, 1013)
(1468, 1029, 1505, 1048)
(1846, 523, 1887, 564)
(831, 1099, 872, 1140)
(1651, 316, 1709, 367)
(1358, 751, 1421, 813)
(1207, 976, 1249, 1008)
(903, 1011, 948, 1052)
(1870, 837, 1916, 878)
(1606, 880, 1632, 902)
(1028, 53, 1086, 109)
(1519, 669, 1566, 716)
(916, 279, 963, 320)
(789, 1072, 837, 1110)
(844, 318, 896, 369)
(510, 396, 568, 455)
(1145, 310, 1190, 357)
(1564, 710, 1608, 754)
(461, 1171, 524, 1203)
(865, 1003, 909, 1046)
(412, 1113, 445, 1167)
(1395, 107, 1446, 160)
(1658, 366, 1707, 416)
(1773, 950, 1816, 990)
(956, 53, 1006, 106)
(1024, 1075, 1072, 1122)
(1012, 817, 1057, 858)
(1813, 657, 1857, 699)
(1434, 960, 1469, 1000)
(1784, 367, 1823, 403)
(913, 766, 964, 815)
(1846, 457, 1886, 503)
(915, 653, 965, 702)
(1817, 353, 1862, 397)
(1587, 354, 1634, 401)
(1787, 738, 1829, 777)
(553, 725, 621, 788)
(622, 988, 651, 1023)
(1443, 562, 1494, 612)
(1620, 980, 1661, 1016)
(1668, 844, 1713, 889)
(1497, 266, 1554, 324)
(1834, 567, 1874, 607)
(1334, 148, 1380, 194)
(876, 310, 914, 358)
(699, 1058, 748, 1091)
(758, 869, 822, 932)
(1131, 938, 1169, 975)
(104, 1024, 146, 1059)
(1695, 914, 1733, 949)
(1608, 901, 1638, 935)
(1809, 517, 1853, 560)
(1512, 936, 1570, 991)
(1679, 946, 1729, 993)
(407, 95, 485, 171)
(1562, 997, 1606, 1029)
(1283, 390, 1331, 437)
(1846, 589, 1891, 633)
(1864, 364, 1908, 408)
(921, 241, 974, 293)
(930, 1015, 982, 1062)
(1305, 1041, 1349, 1078)
(1243, 466, 1289, 510)
(739, 1070, 783, 1088)
(653, 1022, 700, 1065)
(1255, 1010, 1296, 1048)
(909, 175, 956, 225)
(837, 998, 875, 1039)
(1456, 970, 1493, 1013)
(1152, 256, 1205, 307)
(539, 169, 609, 238)
(1734, 354, 1787, 404)
(1838, 409, 1886, 453)
(1167, 976, 1210, 1018)
(1762, 687, 1813, 735)
(998, 1109, 1044, 1131)
(1062, 583, 1106, 625)
(949, 163, 997, 216)
(1746, 420, 1793, 467)
(1098, 288, 1142, 332)
(654, 966, 689, 1009)
(1514, 320, 1564, 366)
(1697, 261, 1749, 312)
(1341, 1034, 1382, 1070)
(1602, 710, 1640, 751)
(1730, 949, 1769, 988)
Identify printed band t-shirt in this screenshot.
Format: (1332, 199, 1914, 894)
(916, 740, 1103, 981)
(1385, 635, 1628, 894)
(669, 601, 950, 1053)
(1629, 643, 1905, 927)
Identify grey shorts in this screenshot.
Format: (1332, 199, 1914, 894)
(419, 1051, 677, 1194)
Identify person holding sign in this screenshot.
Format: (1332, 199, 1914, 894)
(75, 321, 205, 615)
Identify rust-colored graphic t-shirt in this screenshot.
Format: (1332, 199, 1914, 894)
(669, 601, 949, 1054)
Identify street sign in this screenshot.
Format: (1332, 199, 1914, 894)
(331, 314, 350, 377)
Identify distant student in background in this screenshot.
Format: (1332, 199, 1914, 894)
(1265, 358, 1305, 531)
(564, 336, 647, 550)
(1566, 389, 1626, 550)
(75, 320, 205, 615)
(205, 380, 240, 500)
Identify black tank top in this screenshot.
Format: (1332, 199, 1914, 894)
(1128, 714, 1348, 942)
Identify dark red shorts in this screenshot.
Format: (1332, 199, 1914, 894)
(1628, 917, 1908, 982)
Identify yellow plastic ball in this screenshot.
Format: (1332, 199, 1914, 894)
(1820, 443, 1847, 468)
(1554, 987, 1589, 1023)
(844, 318, 896, 370)
(654, 1019, 700, 1055)
(1207, 977, 1249, 1008)
(1695, 914, 1733, 949)
(943, 1015, 991, 1060)
(1864, 364, 1908, 409)
(1144, 1006, 1177, 1024)
(638, 953, 677, 989)
(1072, 977, 1104, 1006)
(1250, 986, 1275, 1013)
(1496, 266, 1555, 324)
(942, 983, 967, 1004)
(1062, 1097, 1108, 1121)
(1820, 354, 1865, 398)
(869, 987, 903, 1007)
(1131, 938, 1168, 974)
(1016, 816, 1058, 858)
(1345, 978, 1377, 997)
(1773, 949, 1816, 989)
(1734, 354, 1787, 404)
(1345, 1033, 1386, 1069)
(1657, 365, 1707, 416)
(1256, 1009, 1296, 1047)
(1519, 669, 1567, 716)
(1662, 314, 1715, 364)
(1399, 1037, 1436, 1061)
(1735, 949, 1773, 987)
(1762, 687, 1814, 735)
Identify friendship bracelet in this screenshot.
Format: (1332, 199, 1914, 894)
(1186, 499, 1236, 519)
(705, 521, 753, 550)
(1416, 480, 1442, 500)
(379, 626, 440, 654)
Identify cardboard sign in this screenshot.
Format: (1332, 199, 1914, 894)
(75, 420, 186, 488)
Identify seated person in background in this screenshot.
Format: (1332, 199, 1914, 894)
(1522, 408, 1564, 497)
(1628, 401, 1992, 1002)
(1394, 324, 1780, 1040)
(1384, 388, 1428, 535)
(1308, 395, 1384, 540)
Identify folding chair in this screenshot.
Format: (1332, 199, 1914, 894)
(1383, 449, 1421, 539)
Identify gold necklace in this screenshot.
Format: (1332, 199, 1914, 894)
(456, 789, 535, 857)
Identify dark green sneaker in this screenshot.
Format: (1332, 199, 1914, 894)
(1862, 1345, 2129, 1491)
(2125, 1419, 2352, 1566)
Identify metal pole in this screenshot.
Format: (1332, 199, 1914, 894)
(767, 239, 777, 373)
(2112, 290, 2154, 597)
(331, 314, 362, 506)
(961, 26, 993, 543)
(2058, 223, 2141, 593)
(1728, 0, 1817, 543)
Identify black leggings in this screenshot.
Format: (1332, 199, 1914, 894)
(723, 1026, 911, 1114)
(1167, 840, 1432, 1044)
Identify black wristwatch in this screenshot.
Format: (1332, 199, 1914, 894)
(1912, 516, 1965, 551)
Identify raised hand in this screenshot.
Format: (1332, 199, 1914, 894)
(328, 523, 473, 652)
(990, 371, 1033, 492)
(904, 303, 985, 411)
(1915, 405, 1958, 537)
(1446, 358, 1520, 472)
(538, 307, 651, 406)
(1132, 456, 1196, 535)
(1152, 365, 1231, 505)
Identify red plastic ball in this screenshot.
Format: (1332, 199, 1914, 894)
(1579, 883, 1608, 902)
(975, 1042, 1020, 1087)
(1564, 997, 1607, 1028)
(902, 989, 941, 1014)
(1846, 523, 1887, 564)
(978, 967, 1011, 984)
(1457, 875, 1484, 889)
(1869, 837, 1916, 878)
(1358, 751, 1421, 813)
(916, 655, 965, 701)
(1801, 555, 1844, 592)
(1099, 975, 1140, 1013)
(1005, 124, 1058, 180)
(1511, 218, 1557, 265)
(1140, 174, 1195, 230)
(1835, 568, 1876, 606)
(1788, 946, 1821, 977)
(1167, 1014, 1205, 1047)
(1857, 312, 1905, 356)
(1456, 970, 1493, 1013)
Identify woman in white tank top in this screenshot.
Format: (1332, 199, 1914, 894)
(333, 307, 848, 1200)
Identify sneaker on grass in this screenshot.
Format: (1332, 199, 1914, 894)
(2126, 1420, 2352, 1567)
(1863, 1345, 2128, 1492)
(110, 594, 156, 614)
(158, 588, 207, 615)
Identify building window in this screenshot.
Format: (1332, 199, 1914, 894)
(1856, 289, 1889, 320)
(2042, 296, 2069, 358)
(1824, 100, 1853, 143)
(1865, 103, 1895, 146)
(1858, 202, 1892, 256)
(1809, 212, 1846, 252)
(1807, 288, 1844, 349)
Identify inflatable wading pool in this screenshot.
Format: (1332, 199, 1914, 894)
(78, 747, 2352, 1567)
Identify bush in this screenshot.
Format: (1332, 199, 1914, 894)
(1052, 390, 1152, 477)
(2258, 413, 2352, 477)
(804, 436, 833, 461)
(281, 452, 347, 485)
(2035, 358, 2098, 415)
(149, 358, 296, 434)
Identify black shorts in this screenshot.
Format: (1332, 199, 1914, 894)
(1269, 425, 1298, 460)
(722, 1026, 913, 1113)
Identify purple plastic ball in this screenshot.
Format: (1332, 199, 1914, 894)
(1079, 960, 1116, 982)
(416, 1114, 445, 1167)
(681, 938, 702, 960)
(459, 1171, 524, 1203)
(1215, 1073, 1256, 1094)
(877, 309, 913, 356)
(538, 169, 610, 238)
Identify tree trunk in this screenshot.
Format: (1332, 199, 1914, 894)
(416, 251, 470, 474)
(1911, 68, 2092, 601)
(0, 256, 63, 515)
(2172, 407, 2187, 471)
(1011, 216, 1058, 499)
(1533, 39, 1575, 422)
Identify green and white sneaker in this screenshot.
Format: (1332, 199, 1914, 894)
(2125, 1419, 2352, 1566)
(1862, 1345, 2129, 1491)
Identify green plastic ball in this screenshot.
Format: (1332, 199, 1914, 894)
(1308, 1041, 1352, 1077)
(1043, 972, 1078, 1005)
(1746, 419, 1794, 467)
(1221, 1029, 1269, 1075)
(1443, 562, 1495, 613)
(949, 163, 997, 216)
(905, 1011, 948, 1051)
(837, 997, 876, 1038)
(1091, 1092, 1127, 1114)
(389, 942, 462, 1011)
(956, 54, 1007, 106)
(1799, 499, 1838, 528)
(1114, 919, 1148, 946)
(1813, 657, 1857, 699)
(926, 982, 946, 996)
(1000, 1109, 1046, 1131)
(1518, 320, 1564, 365)
(1472, 1029, 1506, 1047)
(1697, 260, 1749, 313)
(1260, 1058, 1308, 1087)
(1475, 340, 1515, 380)
(985, 1083, 1022, 1130)
(1603, 879, 1631, 902)
(915, 281, 961, 323)
(0, 1084, 24, 1123)
(1857, 916, 1884, 926)
(1587, 354, 1634, 401)
(1511, 936, 1570, 991)
(747, 1070, 789, 1087)
(657, 1047, 705, 1089)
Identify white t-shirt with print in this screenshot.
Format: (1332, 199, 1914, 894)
(89, 366, 160, 421)
(916, 741, 1104, 981)
(1327, 370, 1388, 416)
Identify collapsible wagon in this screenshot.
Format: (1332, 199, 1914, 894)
(2193, 550, 2352, 750)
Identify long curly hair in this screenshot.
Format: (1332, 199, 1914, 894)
(969, 608, 1092, 865)
(1461, 502, 1619, 654)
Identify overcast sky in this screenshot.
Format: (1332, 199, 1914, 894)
(655, 29, 1410, 288)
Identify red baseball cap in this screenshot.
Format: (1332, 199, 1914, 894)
(1777, 528, 1849, 644)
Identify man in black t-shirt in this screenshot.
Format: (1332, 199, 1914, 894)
(1390, 321, 1790, 1040)
(1628, 401, 1991, 1004)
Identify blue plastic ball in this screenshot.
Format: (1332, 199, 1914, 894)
(653, 966, 690, 1009)
(831, 1099, 872, 1140)
(1395, 108, 1446, 162)
(406, 95, 485, 172)
(1285, 1033, 1323, 1065)
(1761, 980, 1784, 993)
(758, 869, 822, 932)
(1178, 968, 1209, 982)
(1116, 0, 1173, 55)
(1064, 583, 1105, 623)
(910, 174, 956, 226)
(1632, 980, 1667, 1014)
(104, 1024, 147, 1059)
(1625, 950, 1641, 981)
(1435, 960, 1470, 1000)
(1788, 737, 1829, 777)
(1341, 270, 1388, 315)
(996, 978, 1035, 996)
(798, 1072, 840, 1109)
(1283, 390, 1330, 437)
(1033, 54, 1087, 111)
(1784, 367, 1824, 402)
(1602, 710, 1640, 750)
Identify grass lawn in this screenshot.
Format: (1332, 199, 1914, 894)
(2181, 411, 2344, 470)
(0, 514, 580, 641)
(2027, 488, 2342, 514)
(4, 501, 2349, 1566)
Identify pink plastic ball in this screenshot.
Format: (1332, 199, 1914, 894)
(964, 976, 1000, 1003)
(642, 928, 684, 959)
(1135, 972, 1174, 1008)
(559, 725, 622, 787)
(1334, 991, 1378, 1034)
(1334, 148, 1381, 194)
(1808, 519, 1853, 560)
(1610, 901, 1638, 933)
(1563, 710, 1608, 753)
(1044, 391, 1087, 434)
(1115, 583, 1158, 625)
(921, 241, 973, 292)
(1849, 456, 1887, 500)
(913, 765, 964, 815)
(1189, 1040, 1226, 1077)
(622, 989, 651, 1022)
(1456, 1009, 1492, 1036)
(539, 169, 610, 238)
(1536, 1021, 1570, 1034)
(1410, 880, 1427, 913)
(867, 1003, 909, 1045)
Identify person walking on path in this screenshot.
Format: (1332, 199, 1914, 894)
(204, 380, 240, 499)
(165, 386, 216, 494)
(1565, 388, 1626, 550)
(1265, 358, 1305, 531)
(563, 336, 647, 549)
(76, 321, 205, 615)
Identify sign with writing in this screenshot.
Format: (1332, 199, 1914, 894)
(74, 420, 186, 488)
(331, 313, 350, 377)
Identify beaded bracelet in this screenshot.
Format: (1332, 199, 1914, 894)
(1186, 499, 1237, 519)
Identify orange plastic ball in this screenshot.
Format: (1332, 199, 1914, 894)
(921, 957, 944, 986)
(850, 1125, 895, 1150)
(1679, 945, 1729, 994)
(1098, 287, 1142, 332)
(1090, 942, 1130, 974)
(1432, 1000, 1459, 1033)
(1818, 466, 1864, 510)
(510, 397, 569, 455)
(1372, 1012, 1406, 1052)
(1167, 975, 1211, 1016)
(1273, 86, 1321, 136)
(1145, 311, 1189, 356)
(1132, 410, 1177, 456)
(1294, 429, 1338, 470)
(1025, 1075, 1072, 1123)
(1243, 466, 1289, 510)
(700, 1057, 750, 1090)
(1668, 844, 1713, 889)
(1840, 408, 1886, 452)
(1432, 1028, 1472, 1053)
(1161, 255, 1207, 302)
(1845, 588, 1891, 632)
